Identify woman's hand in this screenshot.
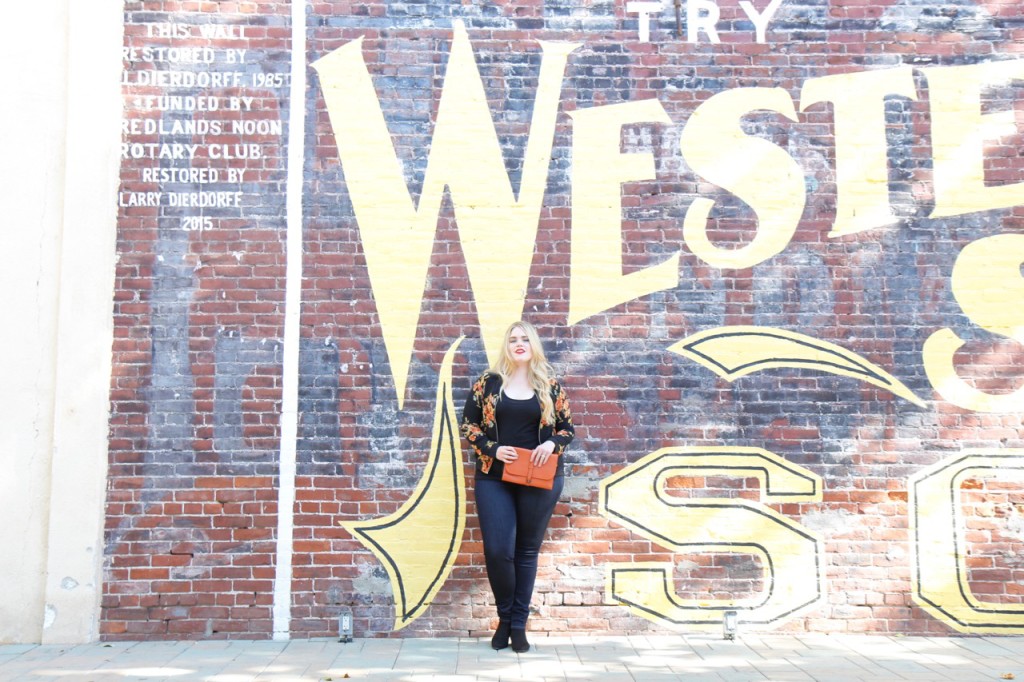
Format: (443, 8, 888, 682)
(495, 446, 520, 463)
(531, 441, 556, 466)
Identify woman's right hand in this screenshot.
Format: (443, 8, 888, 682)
(495, 446, 520, 463)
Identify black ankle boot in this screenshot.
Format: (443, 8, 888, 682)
(510, 628, 530, 653)
(491, 620, 511, 650)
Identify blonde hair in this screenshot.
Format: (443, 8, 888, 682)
(490, 320, 555, 424)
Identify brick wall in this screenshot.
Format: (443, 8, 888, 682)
(109, 0, 291, 639)
(107, 0, 1024, 639)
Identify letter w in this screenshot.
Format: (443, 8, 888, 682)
(314, 22, 578, 408)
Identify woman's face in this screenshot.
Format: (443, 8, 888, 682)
(507, 327, 532, 364)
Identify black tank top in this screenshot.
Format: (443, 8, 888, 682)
(496, 392, 541, 449)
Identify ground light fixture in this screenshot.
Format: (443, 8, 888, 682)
(723, 610, 738, 640)
(338, 606, 354, 643)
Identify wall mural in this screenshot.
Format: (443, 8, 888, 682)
(910, 451, 1024, 633)
(341, 339, 466, 630)
(108, 0, 1024, 640)
(600, 447, 824, 629)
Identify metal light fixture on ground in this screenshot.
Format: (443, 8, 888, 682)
(339, 606, 353, 643)
(723, 610, 738, 640)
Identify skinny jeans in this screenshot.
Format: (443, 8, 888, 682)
(474, 475, 563, 628)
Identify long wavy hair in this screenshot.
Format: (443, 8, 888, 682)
(489, 320, 555, 424)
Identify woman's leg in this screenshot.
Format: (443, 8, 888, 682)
(509, 476, 563, 630)
(474, 477, 518, 624)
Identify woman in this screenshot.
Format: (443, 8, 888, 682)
(461, 320, 575, 653)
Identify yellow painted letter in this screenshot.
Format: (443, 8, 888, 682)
(800, 67, 917, 237)
(313, 23, 578, 406)
(599, 447, 824, 630)
(681, 88, 805, 270)
(909, 450, 1024, 633)
(926, 59, 1024, 218)
(923, 234, 1024, 412)
(568, 99, 680, 324)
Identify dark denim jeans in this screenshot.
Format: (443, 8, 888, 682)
(474, 475, 564, 628)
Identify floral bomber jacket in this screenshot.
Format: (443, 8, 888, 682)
(460, 371, 575, 475)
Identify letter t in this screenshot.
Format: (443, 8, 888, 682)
(627, 1, 664, 42)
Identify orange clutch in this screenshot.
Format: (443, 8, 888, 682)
(501, 447, 557, 490)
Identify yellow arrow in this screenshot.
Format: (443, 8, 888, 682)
(669, 325, 925, 407)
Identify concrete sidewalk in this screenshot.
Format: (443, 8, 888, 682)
(2, 633, 1022, 681)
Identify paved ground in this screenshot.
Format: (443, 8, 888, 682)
(2, 634, 1023, 681)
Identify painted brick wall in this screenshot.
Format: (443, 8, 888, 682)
(109, 0, 291, 639)
(108, 0, 1024, 640)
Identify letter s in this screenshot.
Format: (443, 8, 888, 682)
(680, 88, 805, 270)
(923, 234, 1024, 412)
(599, 447, 825, 630)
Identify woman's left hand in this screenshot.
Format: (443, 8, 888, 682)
(531, 440, 556, 466)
